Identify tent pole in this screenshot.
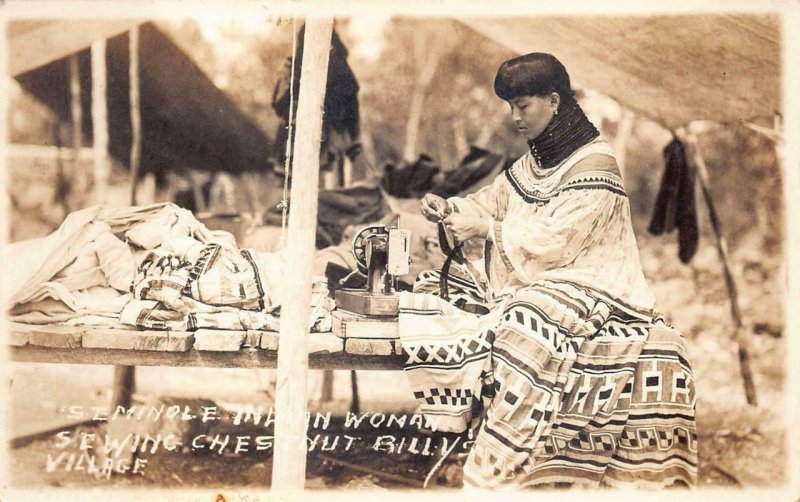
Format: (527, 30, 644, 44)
(684, 133, 758, 406)
(129, 25, 141, 206)
(92, 36, 136, 408)
(271, 18, 333, 492)
(67, 54, 84, 214)
(110, 27, 144, 413)
(69, 54, 83, 155)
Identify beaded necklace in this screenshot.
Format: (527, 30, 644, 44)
(527, 96, 599, 171)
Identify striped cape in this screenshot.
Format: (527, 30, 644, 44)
(398, 279, 697, 489)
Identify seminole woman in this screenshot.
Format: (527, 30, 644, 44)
(402, 53, 697, 488)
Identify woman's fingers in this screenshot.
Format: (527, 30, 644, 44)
(420, 197, 436, 219)
(421, 194, 451, 222)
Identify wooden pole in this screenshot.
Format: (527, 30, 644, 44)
(66, 54, 85, 214)
(683, 133, 758, 406)
(91, 38, 109, 205)
(271, 18, 333, 492)
(350, 370, 360, 414)
(111, 366, 135, 409)
(110, 27, 143, 412)
(69, 55, 83, 155)
(93, 36, 137, 410)
(129, 25, 141, 206)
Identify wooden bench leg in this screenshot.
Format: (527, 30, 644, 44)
(320, 369, 334, 402)
(111, 365, 136, 408)
(350, 370, 360, 414)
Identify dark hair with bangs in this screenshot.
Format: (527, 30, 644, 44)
(494, 53, 573, 102)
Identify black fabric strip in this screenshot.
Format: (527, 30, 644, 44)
(484, 423, 534, 454)
(240, 249, 266, 311)
(561, 183, 627, 197)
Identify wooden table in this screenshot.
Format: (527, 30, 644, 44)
(7, 322, 405, 371)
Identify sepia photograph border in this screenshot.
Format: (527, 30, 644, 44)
(0, 0, 797, 501)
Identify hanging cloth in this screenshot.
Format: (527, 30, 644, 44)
(648, 137, 699, 263)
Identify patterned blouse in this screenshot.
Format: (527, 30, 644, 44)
(447, 139, 655, 313)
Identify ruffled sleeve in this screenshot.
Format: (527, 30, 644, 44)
(496, 187, 629, 283)
(446, 171, 510, 221)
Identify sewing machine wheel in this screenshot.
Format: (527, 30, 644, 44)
(352, 225, 387, 274)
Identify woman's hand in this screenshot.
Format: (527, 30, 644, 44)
(442, 214, 489, 243)
(420, 193, 452, 222)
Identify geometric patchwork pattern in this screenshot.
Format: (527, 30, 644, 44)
(398, 279, 698, 489)
(413, 387, 472, 406)
(502, 304, 570, 353)
(404, 329, 493, 366)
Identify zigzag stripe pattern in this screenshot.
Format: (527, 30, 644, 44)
(561, 176, 627, 197)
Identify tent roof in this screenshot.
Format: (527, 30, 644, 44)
(11, 21, 273, 174)
(9, 19, 141, 77)
(461, 14, 780, 129)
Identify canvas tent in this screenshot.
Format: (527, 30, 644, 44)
(462, 14, 781, 130)
(10, 20, 273, 175)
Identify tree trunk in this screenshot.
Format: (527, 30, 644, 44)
(402, 32, 447, 162)
(403, 81, 428, 162)
(129, 26, 142, 206)
(91, 39, 109, 205)
(612, 109, 635, 177)
(476, 106, 509, 149)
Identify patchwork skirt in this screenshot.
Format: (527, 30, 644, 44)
(398, 277, 697, 489)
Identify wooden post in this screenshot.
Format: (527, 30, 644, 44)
(683, 133, 758, 406)
(320, 370, 334, 402)
(110, 26, 143, 412)
(93, 37, 135, 409)
(271, 18, 333, 492)
(69, 55, 83, 155)
(65, 54, 87, 214)
(91, 38, 110, 205)
(111, 366, 135, 409)
(350, 370, 360, 414)
(129, 25, 141, 206)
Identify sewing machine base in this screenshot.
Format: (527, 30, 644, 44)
(334, 289, 399, 316)
(331, 309, 399, 340)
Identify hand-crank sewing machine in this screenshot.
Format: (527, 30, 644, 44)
(334, 223, 412, 317)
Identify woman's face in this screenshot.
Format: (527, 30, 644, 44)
(507, 94, 558, 141)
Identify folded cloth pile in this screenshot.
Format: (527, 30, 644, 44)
(5, 203, 333, 332)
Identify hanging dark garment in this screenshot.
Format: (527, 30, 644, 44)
(272, 26, 360, 134)
(432, 146, 508, 198)
(382, 147, 510, 199)
(271, 26, 361, 168)
(381, 154, 441, 198)
(316, 183, 389, 247)
(648, 137, 699, 263)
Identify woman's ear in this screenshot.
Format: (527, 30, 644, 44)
(549, 92, 561, 112)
